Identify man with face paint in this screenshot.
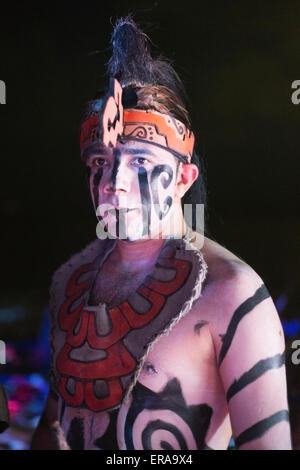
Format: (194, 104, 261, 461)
(31, 18, 292, 450)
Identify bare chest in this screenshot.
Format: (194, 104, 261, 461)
(88, 265, 150, 307)
(59, 311, 231, 450)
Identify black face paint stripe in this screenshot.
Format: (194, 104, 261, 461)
(110, 151, 121, 189)
(194, 320, 209, 335)
(235, 409, 290, 449)
(218, 284, 271, 367)
(138, 167, 152, 237)
(150, 164, 174, 220)
(66, 417, 85, 450)
(226, 352, 286, 402)
(92, 168, 103, 212)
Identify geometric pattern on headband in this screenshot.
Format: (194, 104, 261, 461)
(122, 109, 194, 162)
(80, 78, 194, 163)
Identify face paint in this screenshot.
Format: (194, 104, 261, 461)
(86, 141, 181, 241)
(92, 168, 103, 213)
(137, 166, 152, 238)
(110, 152, 121, 190)
(150, 164, 174, 220)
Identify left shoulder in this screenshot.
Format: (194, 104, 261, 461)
(189, 232, 284, 357)
(189, 235, 291, 449)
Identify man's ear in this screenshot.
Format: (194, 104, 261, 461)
(175, 163, 199, 198)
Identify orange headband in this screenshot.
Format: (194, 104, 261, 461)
(80, 78, 194, 163)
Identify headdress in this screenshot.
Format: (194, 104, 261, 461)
(80, 17, 195, 163)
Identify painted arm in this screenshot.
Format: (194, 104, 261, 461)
(210, 268, 292, 450)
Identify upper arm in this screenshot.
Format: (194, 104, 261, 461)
(209, 267, 292, 450)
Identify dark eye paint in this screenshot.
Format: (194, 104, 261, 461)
(85, 166, 91, 188)
(110, 152, 121, 189)
(92, 168, 103, 212)
(150, 165, 174, 220)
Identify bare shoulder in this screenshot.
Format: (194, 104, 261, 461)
(190, 232, 284, 353)
(191, 231, 263, 289)
(189, 234, 290, 449)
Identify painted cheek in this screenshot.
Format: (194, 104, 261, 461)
(92, 168, 103, 212)
(150, 164, 174, 220)
(138, 167, 152, 237)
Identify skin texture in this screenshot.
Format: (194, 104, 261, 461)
(31, 140, 292, 450)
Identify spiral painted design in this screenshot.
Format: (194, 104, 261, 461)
(142, 419, 188, 450)
(171, 117, 185, 136)
(124, 379, 212, 450)
(150, 164, 174, 220)
(125, 126, 148, 139)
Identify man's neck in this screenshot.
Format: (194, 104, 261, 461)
(114, 237, 166, 272)
(109, 206, 187, 271)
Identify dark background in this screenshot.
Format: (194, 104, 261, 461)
(0, 0, 299, 448)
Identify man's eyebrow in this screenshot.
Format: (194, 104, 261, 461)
(120, 147, 156, 157)
(84, 146, 157, 162)
(82, 146, 108, 162)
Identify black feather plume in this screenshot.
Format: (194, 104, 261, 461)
(106, 15, 188, 104)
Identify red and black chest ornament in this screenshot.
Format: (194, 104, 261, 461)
(55, 239, 205, 412)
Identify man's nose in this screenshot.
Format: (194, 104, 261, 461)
(103, 154, 131, 194)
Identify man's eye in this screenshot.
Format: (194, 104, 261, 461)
(131, 157, 150, 166)
(93, 157, 106, 167)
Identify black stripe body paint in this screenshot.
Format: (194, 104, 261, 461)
(66, 417, 85, 450)
(218, 284, 270, 367)
(94, 408, 119, 450)
(235, 409, 289, 448)
(226, 352, 285, 402)
(142, 420, 188, 449)
(194, 320, 209, 335)
(150, 164, 174, 220)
